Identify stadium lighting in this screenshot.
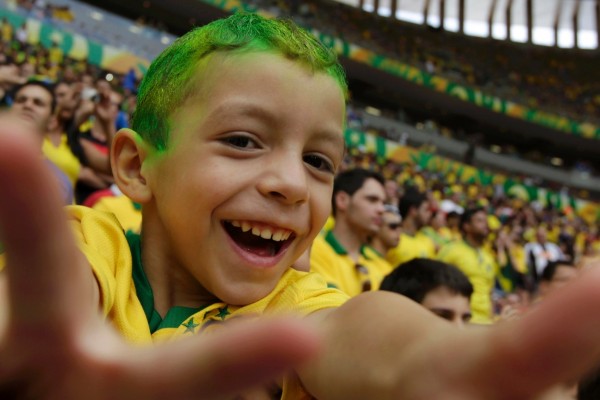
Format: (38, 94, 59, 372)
(161, 36, 171, 45)
(551, 157, 564, 167)
(365, 106, 382, 116)
(90, 11, 104, 21)
(333, 0, 598, 49)
(105, 73, 114, 82)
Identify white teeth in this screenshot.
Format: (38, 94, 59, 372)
(272, 231, 283, 241)
(229, 220, 292, 242)
(241, 222, 251, 232)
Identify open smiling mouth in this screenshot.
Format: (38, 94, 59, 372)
(223, 220, 296, 257)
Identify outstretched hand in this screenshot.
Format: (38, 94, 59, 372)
(0, 118, 320, 399)
(302, 265, 600, 400)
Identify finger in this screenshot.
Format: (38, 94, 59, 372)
(474, 266, 600, 398)
(121, 318, 320, 399)
(0, 119, 95, 328)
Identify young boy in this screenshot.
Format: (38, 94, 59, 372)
(379, 258, 473, 328)
(2, 12, 600, 400)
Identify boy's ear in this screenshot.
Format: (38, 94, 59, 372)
(111, 128, 152, 203)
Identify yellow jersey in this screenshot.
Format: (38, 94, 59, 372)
(386, 231, 436, 269)
(92, 195, 142, 233)
(42, 135, 81, 188)
(437, 240, 497, 324)
(69, 206, 349, 399)
(310, 231, 390, 297)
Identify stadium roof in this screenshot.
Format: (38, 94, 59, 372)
(335, 0, 599, 49)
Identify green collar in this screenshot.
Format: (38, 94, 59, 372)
(324, 230, 372, 259)
(126, 231, 207, 333)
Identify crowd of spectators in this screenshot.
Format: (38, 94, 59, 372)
(0, 0, 596, 218)
(253, 0, 600, 127)
(14, 0, 74, 22)
(8, 0, 596, 182)
(243, 0, 600, 182)
(344, 149, 599, 259)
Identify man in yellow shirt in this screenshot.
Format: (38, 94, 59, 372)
(310, 168, 392, 296)
(369, 204, 402, 260)
(386, 188, 435, 268)
(438, 207, 497, 324)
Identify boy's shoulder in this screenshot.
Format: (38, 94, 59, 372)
(68, 205, 131, 261)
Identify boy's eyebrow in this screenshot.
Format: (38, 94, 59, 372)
(205, 101, 277, 125)
(206, 101, 345, 151)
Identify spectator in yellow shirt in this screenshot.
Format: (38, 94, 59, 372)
(438, 207, 497, 324)
(386, 188, 435, 267)
(369, 204, 402, 259)
(310, 168, 391, 295)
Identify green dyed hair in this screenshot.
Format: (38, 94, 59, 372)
(132, 12, 348, 151)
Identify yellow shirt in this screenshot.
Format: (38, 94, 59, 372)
(42, 135, 81, 187)
(310, 231, 390, 297)
(92, 195, 142, 233)
(437, 240, 497, 324)
(437, 226, 456, 243)
(497, 244, 527, 293)
(364, 246, 394, 281)
(1, 23, 12, 42)
(69, 206, 349, 399)
(48, 46, 64, 65)
(421, 226, 449, 252)
(386, 231, 436, 268)
(322, 215, 335, 232)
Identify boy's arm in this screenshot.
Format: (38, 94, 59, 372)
(300, 280, 600, 400)
(0, 118, 319, 399)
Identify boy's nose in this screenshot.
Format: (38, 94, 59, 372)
(258, 155, 309, 205)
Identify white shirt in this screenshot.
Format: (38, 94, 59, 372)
(524, 241, 564, 278)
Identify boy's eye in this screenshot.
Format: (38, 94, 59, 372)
(222, 135, 258, 149)
(304, 154, 334, 173)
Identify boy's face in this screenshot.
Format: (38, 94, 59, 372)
(142, 51, 345, 305)
(420, 286, 472, 328)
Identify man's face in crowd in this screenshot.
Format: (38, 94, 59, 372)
(12, 84, 53, 131)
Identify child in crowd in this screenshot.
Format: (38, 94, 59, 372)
(2, 12, 600, 400)
(379, 258, 473, 328)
